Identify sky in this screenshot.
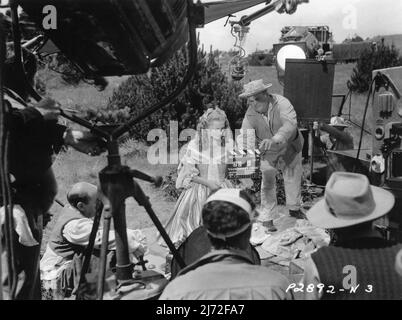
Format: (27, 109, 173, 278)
(198, 0, 402, 52)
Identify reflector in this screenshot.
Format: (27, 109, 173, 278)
(276, 44, 306, 73)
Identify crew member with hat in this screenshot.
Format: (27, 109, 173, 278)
(301, 172, 402, 300)
(319, 116, 354, 152)
(159, 188, 292, 300)
(312, 116, 355, 185)
(238, 79, 305, 232)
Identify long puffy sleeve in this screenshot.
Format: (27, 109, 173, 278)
(175, 141, 200, 189)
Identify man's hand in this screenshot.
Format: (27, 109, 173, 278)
(34, 97, 60, 121)
(63, 129, 106, 156)
(259, 139, 274, 152)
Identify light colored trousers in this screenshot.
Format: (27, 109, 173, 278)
(258, 152, 303, 222)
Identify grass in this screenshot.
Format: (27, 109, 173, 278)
(41, 62, 373, 251)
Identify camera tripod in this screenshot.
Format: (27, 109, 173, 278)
(59, 121, 186, 300)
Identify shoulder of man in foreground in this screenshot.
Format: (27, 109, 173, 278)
(159, 261, 292, 300)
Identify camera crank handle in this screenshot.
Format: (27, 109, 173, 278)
(130, 170, 163, 187)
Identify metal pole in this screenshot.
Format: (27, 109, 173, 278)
(131, 180, 186, 268)
(76, 200, 103, 300)
(97, 214, 111, 300)
(308, 122, 314, 184)
(0, 222, 2, 300)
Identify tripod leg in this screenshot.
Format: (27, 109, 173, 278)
(97, 210, 111, 300)
(111, 201, 132, 281)
(308, 124, 314, 184)
(130, 180, 186, 268)
(75, 200, 103, 299)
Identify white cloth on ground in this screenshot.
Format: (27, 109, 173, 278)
(261, 220, 330, 266)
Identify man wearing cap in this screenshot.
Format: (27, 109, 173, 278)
(300, 172, 402, 300)
(319, 116, 354, 151)
(238, 79, 304, 232)
(159, 188, 292, 300)
(312, 116, 354, 185)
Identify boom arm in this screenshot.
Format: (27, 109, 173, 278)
(229, 0, 309, 27)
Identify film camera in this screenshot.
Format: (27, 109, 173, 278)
(370, 67, 402, 241)
(371, 67, 402, 185)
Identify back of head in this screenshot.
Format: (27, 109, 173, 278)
(202, 189, 255, 251)
(67, 182, 97, 216)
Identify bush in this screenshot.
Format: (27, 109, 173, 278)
(247, 52, 274, 67)
(86, 46, 246, 141)
(348, 41, 401, 93)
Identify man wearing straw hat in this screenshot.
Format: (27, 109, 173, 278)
(301, 172, 402, 300)
(238, 79, 304, 232)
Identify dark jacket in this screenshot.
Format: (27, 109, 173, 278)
(312, 238, 402, 300)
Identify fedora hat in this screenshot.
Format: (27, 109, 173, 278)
(239, 79, 272, 99)
(306, 172, 395, 229)
(329, 116, 348, 128)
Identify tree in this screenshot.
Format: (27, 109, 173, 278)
(86, 46, 246, 141)
(343, 34, 364, 43)
(348, 41, 402, 93)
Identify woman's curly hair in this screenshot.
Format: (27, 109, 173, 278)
(196, 105, 233, 151)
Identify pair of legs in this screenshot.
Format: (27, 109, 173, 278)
(258, 152, 303, 229)
(2, 168, 57, 299)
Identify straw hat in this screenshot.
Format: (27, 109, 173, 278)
(306, 172, 395, 229)
(239, 79, 272, 99)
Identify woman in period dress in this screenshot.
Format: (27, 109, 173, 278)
(163, 107, 235, 246)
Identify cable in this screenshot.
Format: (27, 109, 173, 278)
(0, 11, 18, 300)
(354, 78, 376, 172)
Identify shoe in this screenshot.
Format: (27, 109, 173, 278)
(289, 209, 307, 220)
(262, 220, 277, 232)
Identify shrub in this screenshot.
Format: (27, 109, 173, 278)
(247, 52, 274, 67)
(86, 46, 246, 141)
(348, 41, 401, 93)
